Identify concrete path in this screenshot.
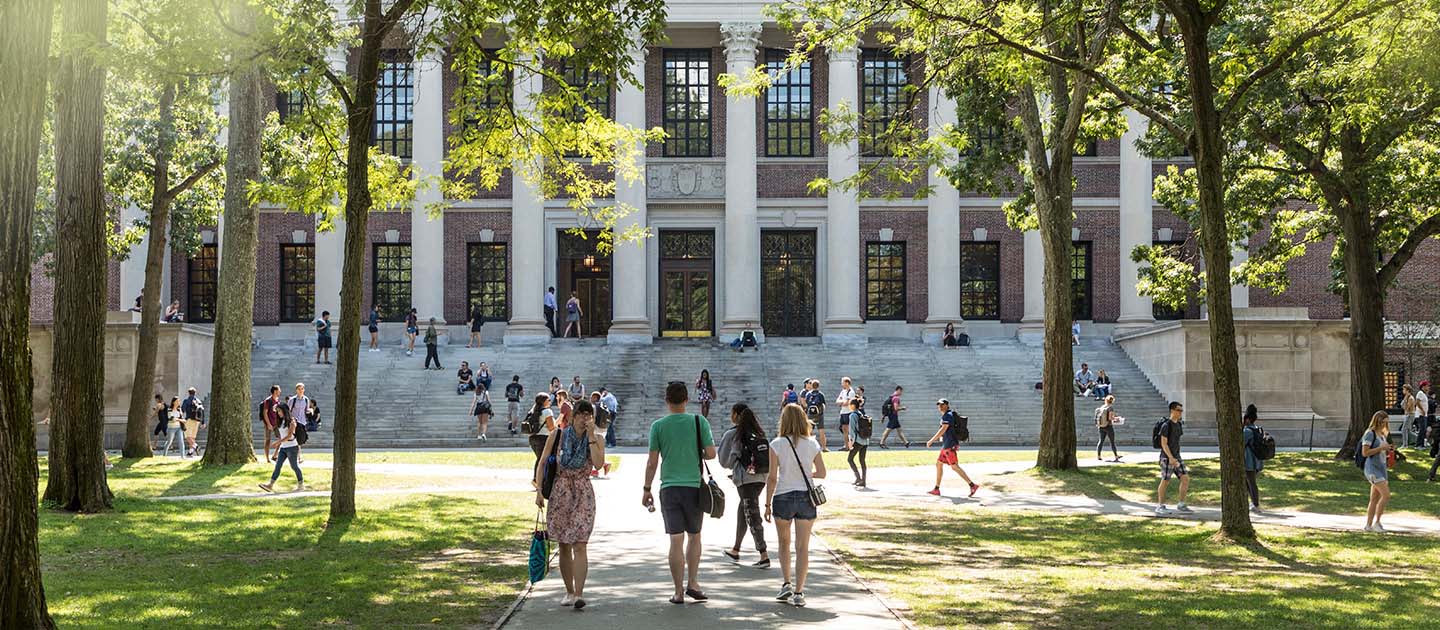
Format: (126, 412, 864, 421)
(499, 454, 909, 630)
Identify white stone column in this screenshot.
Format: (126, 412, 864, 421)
(607, 44, 652, 344)
(410, 48, 447, 326)
(1017, 229, 1045, 343)
(504, 53, 552, 346)
(822, 42, 866, 345)
(1231, 240, 1250, 308)
(119, 204, 146, 313)
(1116, 108, 1156, 334)
(924, 87, 962, 344)
(314, 213, 345, 321)
(718, 22, 765, 339)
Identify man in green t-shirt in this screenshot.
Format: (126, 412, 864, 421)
(642, 381, 716, 604)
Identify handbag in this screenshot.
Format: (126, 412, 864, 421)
(528, 509, 550, 583)
(541, 432, 560, 500)
(787, 436, 827, 508)
(474, 392, 492, 416)
(695, 415, 725, 519)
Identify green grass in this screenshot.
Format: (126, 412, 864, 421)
(40, 492, 534, 629)
(822, 448, 1094, 469)
(983, 450, 1440, 519)
(821, 498, 1440, 629)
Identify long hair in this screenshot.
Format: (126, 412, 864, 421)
(700, 369, 712, 389)
(531, 393, 550, 415)
(732, 403, 765, 441)
(777, 403, 811, 439)
(1368, 411, 1389, 436)
(276, 403, 293, 428)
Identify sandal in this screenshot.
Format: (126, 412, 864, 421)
(685, 588, 709, 601)
(668, 596, 685, 605)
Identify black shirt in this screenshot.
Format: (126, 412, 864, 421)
(457, 368, 473, 383)
(1160, 418, 1184, 458)
(505, 382, 524, 401)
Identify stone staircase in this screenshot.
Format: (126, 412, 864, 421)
(246, 336, 1173, 449)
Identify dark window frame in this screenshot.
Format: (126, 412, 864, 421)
(278, 243, 315, 323)
(662, 48, 712, 157)
(859, 48, 912, 157)
(1071, 241, 1094, 320)
(763, 49, 813, 157)
(371, 243, 412, 322)
(186, 244, 218, 323)
(372, 49, 414, 159)
(275, 90, 305, 122)
(465, 242, 509, 322)
(864, 241, 907, 321)
(959, 241, 1001, 320)
(1074, 138, 1100, 157)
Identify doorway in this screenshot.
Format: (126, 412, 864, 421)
(760, 229, 817, 337)
(557, 230, 612, 336)
(659, 230, 715, 337)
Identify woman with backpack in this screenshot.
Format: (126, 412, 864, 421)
(1359, 410, 1395, 532)
(535, 400, 604, 609)
(765, 403, 827, 608)
(845, 398, 870, 488)
(562, 291, 584, 339)
(717, 403, 771, 568)
(1095, 395, 1121, 462)
(695, 370, 717, 418)
(1242, 404, 1264, 512)
(472, 384, 493, 442)
(259, 404, 305, 493)
(527, 393, 557, 486)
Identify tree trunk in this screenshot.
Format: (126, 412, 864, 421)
(1338, 205, 1385, 459)
(1178, 10, 1253, 540)
(44, 0, 114, 513)
(0, 0, 58, 625)
(201, 12, 263, 467)
(122, 84, 177, 459)
(1036, 178, 1078, 470)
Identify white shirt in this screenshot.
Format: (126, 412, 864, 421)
(1417, 391, 1430, 417)
(600, 392, 618, 413)
(537, 408, 556, 436)
(835, 387, 854, 407)
(770, 436, 822, 496)
(277, 420, 300, 448)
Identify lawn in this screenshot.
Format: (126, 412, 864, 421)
(40, 492, 534, 629)
(820, 447, 1121, 469)
(982, 450, 1440, 519)
(820, 498, 1440, 629)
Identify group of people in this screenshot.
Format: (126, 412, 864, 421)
(256, 382, 320, 493)
(1072, 362, 1113, 399)
(543, 286, 587, 339)
(149, 387, 207, 457)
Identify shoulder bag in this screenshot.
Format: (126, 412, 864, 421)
(541, 430, 561, 499)
(696, 414, 725, 519)
(787, 436, 827, 508)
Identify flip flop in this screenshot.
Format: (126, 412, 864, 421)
(668, 596, 685, 605)
(685, 588, 709, 601)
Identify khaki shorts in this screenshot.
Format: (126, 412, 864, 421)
(184, 420, 201, 436)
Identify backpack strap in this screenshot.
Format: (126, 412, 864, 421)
(787, 436, 816, 493)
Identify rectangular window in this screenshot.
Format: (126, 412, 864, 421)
(764, 49, 813, 157)
(466, 243, 509, 321)
(372, 243, 412, 322)
(373, 50, 414, 159)
(859, 48, 911, 157)
(662, 49, 712, 157)
(1151, 240, 1186, 319)
(279, 244, 315, 323)
(964, 124, 1005, 156)
(186, 244, 218, 323)
(275, 90, 305, 122)
(865, 242, 906, 320)
(1384, 363, 1405, 413)
(562, 60, 610, 119)
(959, 242, 1001, 320)
(1072, 241, 1093, 320)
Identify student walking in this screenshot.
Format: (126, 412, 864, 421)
(535, 400, 605, 609)
(1095, 395, 1121, 462)
(467, 302, 485, 348)
(526, 393, 557, 483)
(162, 396, 185, 456)
(505, 376, 525, 435)
(717, 403, 771, 568)
(150, 394, 169, 452)
(544, 286, 559, 337)
(641, 381, 716, 605)
(259, 385, 283, 462)
(367, 305, 380, 351)
(846, 398, 870, 487)
(835, 377, 855, 450)
(314, 311, 333, 364)
(181, 387, 205, 458)
(563, 291, 584, 339)
(472, 385, 493, 441)
(803, 380, 828, 452)
(926, 399, 978, 497)
(765, 403, 826, 608)
(1242, 404, 1264, 512)
(695, 369, 716, 418)
(1360, 411, 1395, 532)
(422, 318, 442, 370)
(259, 404, 305, 493)
(404, 308, 419, 356)
(879, 385, 909, 448)
(599, 387, 619, 448)
(780, 383, 799, 411)
(1154, 402, 1191, 516)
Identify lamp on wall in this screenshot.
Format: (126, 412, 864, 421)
(582, 254, 596, 269)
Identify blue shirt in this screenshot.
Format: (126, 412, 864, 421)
(941, 411, 964, 449)
(544, 292, 558, 309)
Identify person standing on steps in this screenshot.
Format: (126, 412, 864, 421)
(259, 404, 305, 493)
(535, 399, 605, 609)
(467, 302, 485, 348)
(803, 380, 827, 452)
(641, 381, 716, 605)
(1242, 404, 1264, 512)
(1095, 394, 1121, 462)
(835, 377, 855, 451)
(562, 291, 584, 339)
(879, 385, 909, 448)
(259, 385, 283, 462)
(544, 286, 559, 337)
(717, 403, 771, 568)
(422, 317, 442, 370)
(926, 399, 978, 497)
(314, 310, 333, 364)
(846, 397, 870, 488)
(1154, 401, 1191, 516)
(695, 369, 716, 419)
(404, 308, 419, 356)
(367, 305, 380, 351)
(505, 375, 525, 435)
(1360, 410, 1395, 532)
(599, 387, 619, 448)
(526, 393, 557, 483)
(472, 384, 493, 442)
(765, 403, 826, 608)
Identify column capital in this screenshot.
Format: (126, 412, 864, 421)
(827, 41, 858, 64)
(720, 22, 762, 61)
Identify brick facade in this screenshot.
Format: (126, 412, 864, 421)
(859, 209, 929, 323)
(253, 212, 318, 325)
(1075, 208, 1120, 322)
(958, 209, 1026, 322)
(442, 210, 514, 323)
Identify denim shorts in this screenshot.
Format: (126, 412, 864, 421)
(772, 490, 816, 521)
(1366, 472, 1388, 485)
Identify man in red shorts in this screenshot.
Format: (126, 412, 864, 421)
(926, 399, 979, 497)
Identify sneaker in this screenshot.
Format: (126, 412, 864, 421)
(927, 487, 941, 496)
(1373, 523, 1386, 533)
(968, 483, 980, 498)
(480, 434, 487, 442)
(1155, 505, 1171, 515)
(258, 483, 274, 493)
(752, 558, 771, 569)
(295, 483, 307, 492)
(602, 462, 612, 477)
(1249, 505, 1262, 514)
(775, 582, 794, 601)
(1175, 503, 1193, 513)
(572, 598, 586, 610)
(792, 592, 807, 608)
(561, 593, 576, 607)
(1363, 525, 1375, 532)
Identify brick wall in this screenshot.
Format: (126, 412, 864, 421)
(253, 212, 317, 325)
(859, 209, 929, 323)
(442, 210, 514, 322)
(442, 50, 513, 200)
(1247, 229, 1346, 319)
(1075, 208, 1120, 322)
(361, 211, 414, 316)
(27, 256, 121, 324)
(1075, 163, 1120, 197)
(958, 210, 1025, 322)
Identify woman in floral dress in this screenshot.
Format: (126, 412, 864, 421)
(535, 400, 604, 609)
(695, 369, 716, 418)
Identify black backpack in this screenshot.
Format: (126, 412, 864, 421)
(594, 406, 612, 429)
(856, 413, 874, 439)
(1248, 426, 1276, 460)
(520, 408, 542, 435)
(881, 398, 894, 416)
(1152, 419, 1168, 449)
(948, 414, 969, 443)
(739, 431, 770, 475)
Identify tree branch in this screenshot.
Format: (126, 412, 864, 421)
(164, 159, 222, 200)
(1378, 209, 1440, 287)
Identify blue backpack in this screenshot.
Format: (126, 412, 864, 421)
(783, 390, 799, 406)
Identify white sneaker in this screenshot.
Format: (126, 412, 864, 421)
(1363, 525, 1376, 532)
(295, 483, 306, 492)
(1175, 503, 1193, 513)
(1249, 505, 1262, 514)
(1155, 505, 1171, 516)
(775, 582, 794, 601)
(792, 592, 807, 607)
(1372, 523, 1386, 533)
(561, 593, 576, 607)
